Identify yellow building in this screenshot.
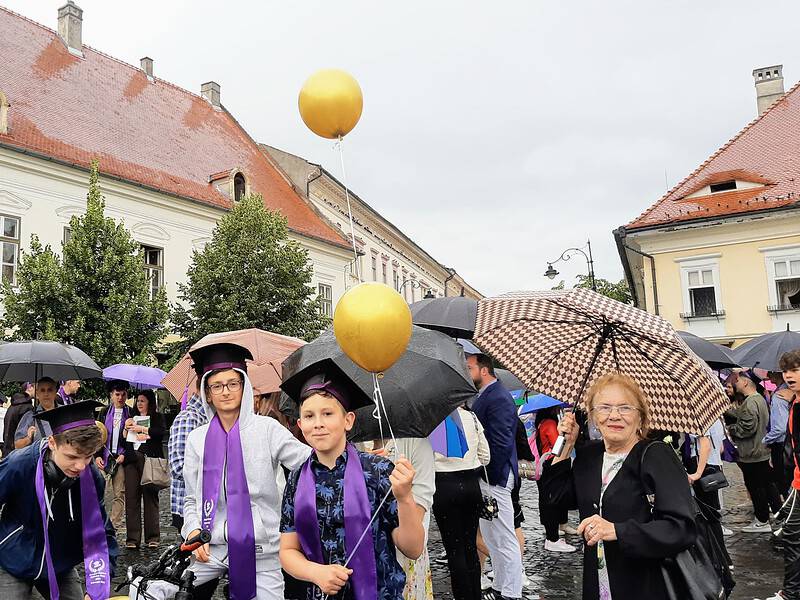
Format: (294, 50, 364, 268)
(615, 66, 800, 347)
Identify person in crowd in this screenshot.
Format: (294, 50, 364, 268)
(280, 367, 424, 599)
(467, 353, 522, 600)
(57, 380, 81, 406)
(433, 406, 490, 600)
(146, 342, 312, 600)
(534, 407, 577, 553)
(3, 391, 32, 456)
(94, 379, 130, 531)
(541, 373, 696, 600)
(772, 350, 800, 600)
(257, 391, 302, 440)
(0, 401, 118, 599)
(23, 382, 34, 400)
(123, 389, 165, 549)
(764, 371, 792, 499)
(727, 370, 783, 532)
(14, 377, 60, 450)
(168, 385, 205, 531)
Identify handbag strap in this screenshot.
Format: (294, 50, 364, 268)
(467, 410, 491, 483)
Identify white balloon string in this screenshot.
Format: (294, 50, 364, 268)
(336, 135, 361, 282)
(373, 373, 397, 458)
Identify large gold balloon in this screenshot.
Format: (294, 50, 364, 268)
(298, 69, 363, 139)
(333, 283, 412, 373)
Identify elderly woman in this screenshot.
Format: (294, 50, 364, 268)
(540, 373, 696, 600)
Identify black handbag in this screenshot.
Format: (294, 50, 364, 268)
(641, 442, 730, 600)
(468, 411, 500, 521)
(697, 465, 729, 494)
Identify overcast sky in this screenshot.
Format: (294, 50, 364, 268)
(7, 1, 799, 296)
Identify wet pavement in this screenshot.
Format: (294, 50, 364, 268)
(97, 466, 781, 600)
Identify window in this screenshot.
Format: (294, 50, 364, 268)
(0, 214, 19, 284)
(382, 262, 387, 284)
(142, 245, 163, 301)
(687, 268, 717, 316)
(709, 180, 736, 194)
(63, 227, 72, 245)
(393, 268, 399, 290)
(402, 275, 408, 300)
(774, 259, 800, 309)
(371, 256, 377, 281)
(318, 283, 333, 317)
(677, 256, 723, 320)
(233, 173, 246, 202)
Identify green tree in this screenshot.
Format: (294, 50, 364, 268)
(169, 193, 328, 361)
(552, 274, 633, 304)
(2, 160, 169, 367)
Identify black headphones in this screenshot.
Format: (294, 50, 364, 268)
(43, 451, 79, 492)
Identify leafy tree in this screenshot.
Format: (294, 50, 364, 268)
(169, 193, 328, 362)
(552, 274, 633, 304)
(2, 160, 169, 368)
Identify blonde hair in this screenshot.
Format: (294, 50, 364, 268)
(585, 373, 650, 439)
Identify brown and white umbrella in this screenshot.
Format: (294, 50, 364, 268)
(473, 287, 729, 434)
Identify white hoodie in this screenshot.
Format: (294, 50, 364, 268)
(181, 369, 310, 572)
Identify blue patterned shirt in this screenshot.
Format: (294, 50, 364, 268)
(168, 393, 207, 517)
(280, 449, 405, 600)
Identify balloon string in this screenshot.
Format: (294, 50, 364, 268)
(336, 135, 361, 283)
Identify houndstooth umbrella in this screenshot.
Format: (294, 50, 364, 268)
(473, 288, 729, 434)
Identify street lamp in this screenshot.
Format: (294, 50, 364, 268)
(398, 279, 435, 301)
(544, 239, 597, 292)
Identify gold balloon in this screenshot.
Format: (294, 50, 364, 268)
(298, 69, 363, 139)
(96, 420, 108, 446)
(333, 283, 412, 373)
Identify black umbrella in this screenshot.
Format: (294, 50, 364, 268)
(732, 326, 800, 372)
(0, 340, 102, 381)
(410, 297, 478, 339)
(496, 368, 526, 393)
(282, 326, 477, 442)
(677, 331, 739, 370)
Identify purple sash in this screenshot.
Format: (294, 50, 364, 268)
(294, 444, 377, 600)
(103, 405, 128, 457)
(35, 445, 110, 600)
(201, 414, 256, 600)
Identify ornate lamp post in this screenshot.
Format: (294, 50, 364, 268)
(398, 279, 435, 301)
(544, 240, 597, 292)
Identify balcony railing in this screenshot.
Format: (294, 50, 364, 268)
(767, 304, 800, 314)
(680, 310, 726, 321)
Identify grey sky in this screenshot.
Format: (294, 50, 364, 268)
(7, 1, 799, 296)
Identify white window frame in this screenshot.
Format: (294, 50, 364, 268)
(0, 213, 20, 285)
(762, 245, 800, 312)
(142, 244, 164, 301)
(318, 283, 333, 317)
(676, 255, 723, 319)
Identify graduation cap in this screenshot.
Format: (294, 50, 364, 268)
(280, 358, 372, 411)
(34, 400, 104, 434)
(189, 343, 253, 378)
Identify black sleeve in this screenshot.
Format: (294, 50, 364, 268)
(615, 442, 697, 560)
(515, 420, 534, 461)
(538, 458, 578, 510)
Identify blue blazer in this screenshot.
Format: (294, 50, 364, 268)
(472, 379, 519, 487)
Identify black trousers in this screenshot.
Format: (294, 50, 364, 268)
(536, 473, 567, 542)
(778, 489, 800, 599)
(738, 460, 783, 522)
(772, 442, 791, 499)
(432, 470, 482, 600)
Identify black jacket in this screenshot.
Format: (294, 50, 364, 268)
(124, 411, 165, 459)
(3, 394, 32, 456)
(540, 440, 696, 600)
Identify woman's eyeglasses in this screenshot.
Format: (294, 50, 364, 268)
(592, 404, 639, 417)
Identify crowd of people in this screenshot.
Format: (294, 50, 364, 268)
(0, 341, 798, 600)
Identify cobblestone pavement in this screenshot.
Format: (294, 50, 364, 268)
(103, 466, 782, 600)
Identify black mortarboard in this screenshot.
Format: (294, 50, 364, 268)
(189, 342, 253, 378)
(280, 358, 372, 411)
(34, 400, 103, 434)
(106, 379, 129, 393)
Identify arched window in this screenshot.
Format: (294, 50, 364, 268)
(0, 91, 8, 135)
(233, 172, 246, 202)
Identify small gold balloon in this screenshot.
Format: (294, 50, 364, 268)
(95, 421, 108, 446)
(298, 69, 363, 139)
(333, 283, 412, 373)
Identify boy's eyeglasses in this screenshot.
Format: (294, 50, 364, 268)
(592, 404, 639, 417)
(207, 381, 243, 395)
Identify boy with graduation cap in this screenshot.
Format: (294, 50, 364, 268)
(279, 360, 425, 600)
(0, 401, 118, 600)
(147, 342, 312, 600)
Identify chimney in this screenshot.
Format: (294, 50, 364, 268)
(753, 65, 785, 116)
(140, 57, 154, 80)
(57, 1, 83, 56)
(201, 81, 221, 109)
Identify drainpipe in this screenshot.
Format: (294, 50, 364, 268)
(443, 267, 456, 297)
(613, 227, 660, 315)
(306, 164, 323, 199)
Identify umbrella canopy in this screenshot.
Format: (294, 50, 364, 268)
(456, 338, 482, 355)
(410, 297, 478, 339)
(103, 364, 166, 390)
(0, 340, 102, 381)
(282, 326, 477, 442)
(473, 288, 729, 435)
(676, 331, 739, 370)
(497, 369, 526, 394)
(518, 394, 569, 416)
(161, 328, 305, 401)
(732, 326, 800, 372)
(429, 411, 469, 458)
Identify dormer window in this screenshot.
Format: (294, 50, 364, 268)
(234, 172, 246, 202)
(709, 180, 737, 194)
(208, 168, 248, 203)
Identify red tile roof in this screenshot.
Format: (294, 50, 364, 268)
(626, 81, 800, 230)
(0, 6, 349, 249)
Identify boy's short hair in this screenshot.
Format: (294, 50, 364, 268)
(780, 350, 800, 372)
(53, 424, 103, 456)
(36, 377, 57, 388)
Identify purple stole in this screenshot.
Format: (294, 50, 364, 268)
(57, 387, 73, 405)
(201, 414, 256, 600)
(294, 444, 377, 600)
(35, 444, 110, 600)
(103, 405, 128, 458)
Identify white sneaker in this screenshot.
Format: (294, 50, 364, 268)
(721, 526, 734, 536)
(559, 523, 579, 535)
(765, 591, 785, 600)
(485, 570, 494, 580)
(433, 550, 448, 565)
(480, 574, 492, 591)
(741, 519, 772, 533)
(544, 538, 577, 553)
(521, 570, 531, 588)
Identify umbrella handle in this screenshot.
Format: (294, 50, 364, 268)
(552, 435, 566, 457)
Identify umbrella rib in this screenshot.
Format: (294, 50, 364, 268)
(614, 329, 699, 392)
(531, 330, 598, 382)
(548, 299, 607, 333)
(573, 321, 613, 405)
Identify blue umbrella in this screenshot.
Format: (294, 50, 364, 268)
(429, 410, 469, 458)
(518, 394, 569, 417)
